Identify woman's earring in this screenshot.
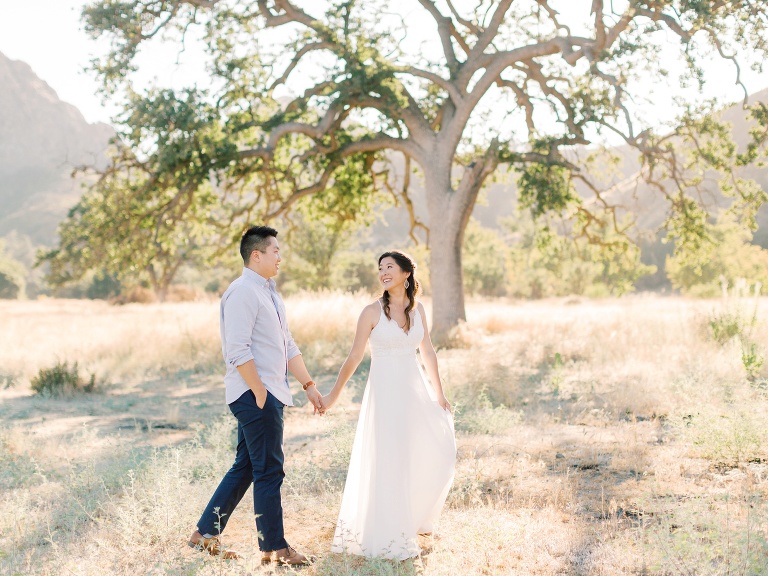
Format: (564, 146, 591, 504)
(404, 279, 410, 289)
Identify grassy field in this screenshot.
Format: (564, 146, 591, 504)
(1, 292, 767, 575)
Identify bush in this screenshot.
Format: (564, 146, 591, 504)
(30, 361, 97, 397)
(86, 270, 121, 299)
(462, 219, 509, 297)
(686, 410, 766, 468)
(166, 284, 206, 302)
(708, 310, 746, 345)
(666, 214, 768, 296)
(705, 279, 765, 380)
(0, 242, 26, 299)
(502, 213, 653, 298)
(454, 387, 522, 434)
(110, 286, 157, 305)
(331, 251, 381, 294)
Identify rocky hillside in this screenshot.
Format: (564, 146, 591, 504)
(0, 52, 113, 245)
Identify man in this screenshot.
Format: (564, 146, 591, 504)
(188, 225, 323, 566)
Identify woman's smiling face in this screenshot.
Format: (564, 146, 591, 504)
(378, 256, 409, 290)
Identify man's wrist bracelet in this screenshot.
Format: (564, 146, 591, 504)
(302, 380, 316, 391)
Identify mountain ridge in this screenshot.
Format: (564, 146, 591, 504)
(0, 51, 114, 244)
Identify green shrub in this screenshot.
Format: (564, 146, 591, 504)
(86, 270, 121, 299)
(705, 279, 765, 380)
(685, 410, 766, 468)
(643, 493, 768, 575)
(30, 361, 97, 397)
(454, 387, 522, 434)
(666, 214, 768, 295)
(502, 212, 653, 298)
(462, 219, 509, 297)
(741, 340, 765, 382)
(708, 310, 748, 345)
(0, 430, 43, 489)
(0, 241, 26, 299)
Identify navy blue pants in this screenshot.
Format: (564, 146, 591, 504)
(196, 390, 289, 552)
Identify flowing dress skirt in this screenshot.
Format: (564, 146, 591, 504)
(331, 311, 456, 559)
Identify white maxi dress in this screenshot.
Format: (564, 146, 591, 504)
(331, 304, 457, 559)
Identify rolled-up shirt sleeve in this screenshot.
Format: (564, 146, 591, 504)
(284, 323, 301, 361)
(223, 286, 260, 368)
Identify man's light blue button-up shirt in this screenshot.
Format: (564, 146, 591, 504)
(220, 267, 301, 406)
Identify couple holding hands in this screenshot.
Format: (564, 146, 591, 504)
(188, 225, 456, 565)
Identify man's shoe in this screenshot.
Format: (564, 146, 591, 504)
(273, 544, 314, 566)
(187, 531, 239, 560)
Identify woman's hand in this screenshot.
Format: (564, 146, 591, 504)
(321, 393, 337, 412)
(437, 394, 451, 412)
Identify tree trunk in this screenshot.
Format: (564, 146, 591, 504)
(422, 148, 495, 346)
(423, 166, 475, 347)
(429, 216, 467, 346)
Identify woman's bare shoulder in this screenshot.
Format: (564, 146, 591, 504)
(360, 300, 382, 318)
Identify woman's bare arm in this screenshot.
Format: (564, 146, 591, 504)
(322, 302, 380, 411)
(417, 302, 451, 410)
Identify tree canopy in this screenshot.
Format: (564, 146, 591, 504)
(42, 0, 768, 341)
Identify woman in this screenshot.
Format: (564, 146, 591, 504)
(322, 251, 456, 560)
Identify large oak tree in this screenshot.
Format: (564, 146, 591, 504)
(48, 0, 768, 341)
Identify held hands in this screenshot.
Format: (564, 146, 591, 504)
(321, 393, 338, 413)
(304, 383, 325, 415)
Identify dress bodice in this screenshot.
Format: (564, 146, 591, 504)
(369, 304, 423, 357)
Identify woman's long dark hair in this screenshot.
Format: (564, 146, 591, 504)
(379, 251, 420, 333)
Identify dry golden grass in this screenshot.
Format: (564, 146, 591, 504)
(1, 293, 767, 575)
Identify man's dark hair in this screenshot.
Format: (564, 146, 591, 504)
(240, 225, 278, 264)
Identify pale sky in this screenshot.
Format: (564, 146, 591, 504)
(0, 0, 208, 124)
(0, 0, 111, 123)
(1, 0, 766, 129)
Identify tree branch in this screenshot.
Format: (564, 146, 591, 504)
(416, 0, 461, 73)
(396, 66, 465, 104)
(445, 0, 482, 36)
(470, 0, 514, 59)
(268, 41, 336, 91)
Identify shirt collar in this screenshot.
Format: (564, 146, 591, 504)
(242, 267, 275, 289)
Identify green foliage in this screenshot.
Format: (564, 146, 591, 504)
(517, 141, 578, 219)
(331, 251, 382, 294)
(686, 410, 766, 468)
(71, 0, 768, 324)
(501, 212, 654, 298)
(462, 219, 509, 297)
(644, 107, 768, 261)
(0, 429, 44, 490)
(454, 387, 521, 435)
(666, 214, 768, 296)
(644, 493, 768, 575)
(86, 270, 122, 300)
(0, 240, 26, 299)
(279, 217, 353, 293)
(30, 361, 97, 397)
(278, 187, 384, 295)
(708, 311, 747, 346)
(38, 159, 223, 300)
(741, 341, 765, 382)
(459, 216, 656, 299)
(705, 279, 765, 381)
